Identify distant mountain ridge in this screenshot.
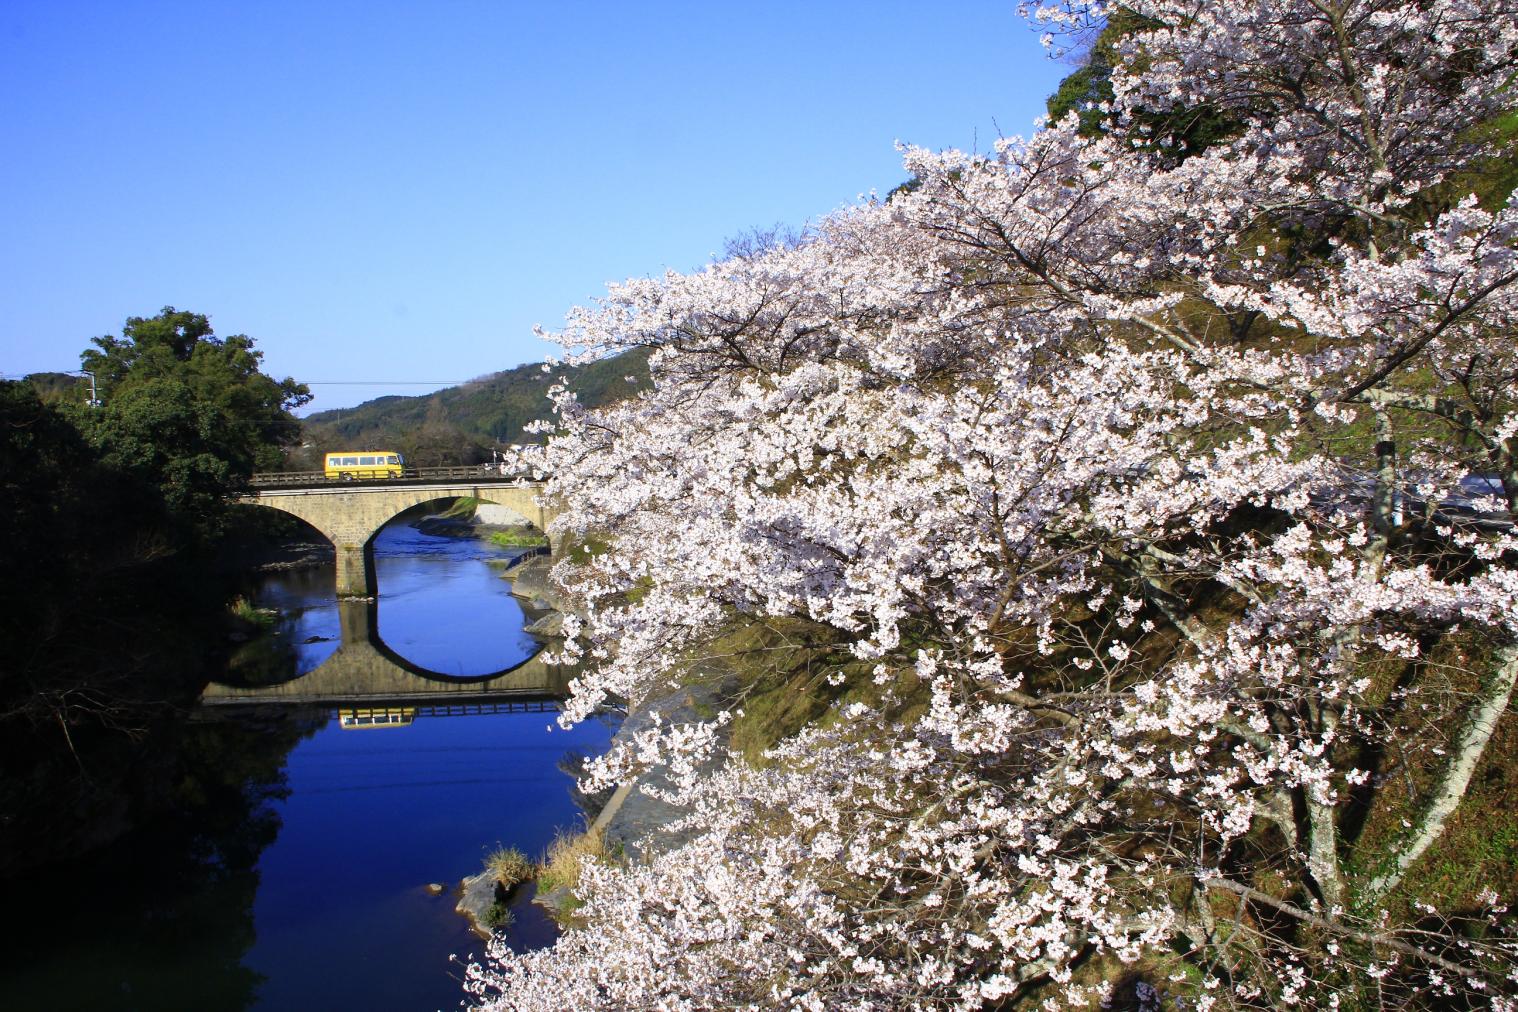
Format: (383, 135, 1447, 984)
(291, 348, 650, 468)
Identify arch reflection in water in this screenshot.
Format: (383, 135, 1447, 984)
(211, 519, 558, 703)
(205, 598, 572, 708)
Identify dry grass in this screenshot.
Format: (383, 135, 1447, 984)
(537, 826, 606, 897)
(484, 845, 534, 890)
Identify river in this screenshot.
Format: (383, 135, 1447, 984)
(2, 517, 607, 1011)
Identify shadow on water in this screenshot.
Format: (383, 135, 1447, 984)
(0, 711, 317, 1011)
(3, 516, 608, 1011)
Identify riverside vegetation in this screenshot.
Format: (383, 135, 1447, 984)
(463, 2, 1518, 1009)
(471, 829, 608, 932)
(481, 846, 535, 930)
(0, 308, 308, 876)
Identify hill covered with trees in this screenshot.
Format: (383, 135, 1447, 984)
(292, 349, 650, 468)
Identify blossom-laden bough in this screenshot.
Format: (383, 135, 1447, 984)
(465, 1, 1518, 1007)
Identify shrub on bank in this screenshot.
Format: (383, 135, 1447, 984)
(536, 827, 605, 900)
(487, 530, 549, 549)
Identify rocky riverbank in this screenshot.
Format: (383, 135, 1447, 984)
(497, 552, 563, 637)
(220, 537, 334, 574)
(455, 507, 741, 938)
(522, 659, 741, 926)
(589, 666, 740, 861)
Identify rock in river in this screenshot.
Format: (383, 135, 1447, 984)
(456, 871, 503, 939)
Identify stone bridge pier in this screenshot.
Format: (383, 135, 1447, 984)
(239, 480, 560, 598)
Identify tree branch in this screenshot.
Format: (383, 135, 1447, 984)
(1361, 644, 1518, 905)
(1203, 876, 1482, 980)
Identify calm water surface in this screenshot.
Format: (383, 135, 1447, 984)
(4, 519, 607, 1011)
(257, 522, 543, 677)
(244, 707, 606, 1011)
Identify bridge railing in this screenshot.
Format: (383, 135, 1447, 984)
(249, 470, 326, 485)
(247, 465, 542, 488)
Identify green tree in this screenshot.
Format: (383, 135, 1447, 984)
(77, 307, 310, 532)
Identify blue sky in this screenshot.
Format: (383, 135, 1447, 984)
(1, 1, 1067, 413)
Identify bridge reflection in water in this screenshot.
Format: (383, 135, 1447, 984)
(200, 598, 571, 710)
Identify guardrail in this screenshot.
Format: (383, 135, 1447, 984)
(248, 466, 540, 488)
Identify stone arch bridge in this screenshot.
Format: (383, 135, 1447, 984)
(239, 468, 560, 597)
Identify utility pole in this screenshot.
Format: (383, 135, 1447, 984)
(4, 368, 100, 406)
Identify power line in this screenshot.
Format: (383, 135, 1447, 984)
(4, 375, 481, 385)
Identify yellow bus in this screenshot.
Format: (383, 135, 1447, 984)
(338, 707, 416, 729)
(324, 450, 406, 480)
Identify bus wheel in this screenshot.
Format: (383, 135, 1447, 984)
(341, 472, 355, 481)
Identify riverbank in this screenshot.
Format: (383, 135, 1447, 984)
(484, 610, 933, 940)
(436, 505, 750, 943)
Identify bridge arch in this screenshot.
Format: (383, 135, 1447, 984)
(203, 599, 572, 705)
(238, 478, 559, 598)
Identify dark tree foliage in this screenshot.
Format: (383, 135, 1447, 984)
(0, 381, 229, 874)
(82, 307, 216, 390)
(1044, 42, 1116, 137)
(1045, 8, 1241, 158)
(0, 713, 313, 1007)
(1, 310, 312, 874)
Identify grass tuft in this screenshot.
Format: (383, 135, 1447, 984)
(229, 596, 276, 628)
(483, 845, 534, 890)
(537, 826, 605, 897)
(483, 900, 514, 931)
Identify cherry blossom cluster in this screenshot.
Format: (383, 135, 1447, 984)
(470, 2, 1518, 1007)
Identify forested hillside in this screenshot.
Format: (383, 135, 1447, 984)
(291, 348, 650, 468)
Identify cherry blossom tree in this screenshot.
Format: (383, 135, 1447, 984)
(467, 1, 1518, 1007)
